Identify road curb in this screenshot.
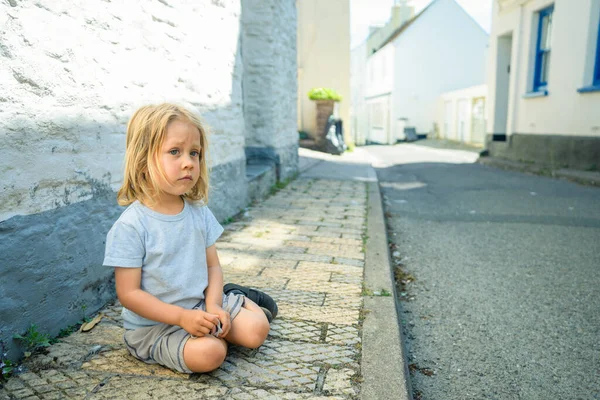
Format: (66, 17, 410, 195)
(361, 181, 412, 400)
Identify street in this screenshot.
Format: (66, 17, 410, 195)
(365, 143, 600, 400)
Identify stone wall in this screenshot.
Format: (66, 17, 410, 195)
(242, 0, 298, 180)
(485, 134, 600, 171)
(0, 0, 298, 359)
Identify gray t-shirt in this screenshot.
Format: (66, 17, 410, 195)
(103, 199, 224, 330)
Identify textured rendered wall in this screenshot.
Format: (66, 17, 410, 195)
(0, 0, 249, 359)
(242, 0, 298, 180)
(0, 0, 247, 222)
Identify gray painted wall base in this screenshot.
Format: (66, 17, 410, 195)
(486, 133, 600, 170)
(277, 143, 300, 181)
(247, 164, 276, 204)
(0, 158, 248, 360)
(208, 158, 248, 223)
(0, 195, 122, 360)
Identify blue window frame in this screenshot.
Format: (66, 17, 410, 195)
(533, 5, 554, 92)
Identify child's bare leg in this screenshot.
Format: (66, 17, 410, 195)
(183, 335, 228, 372)
(225, 298, 270, 348)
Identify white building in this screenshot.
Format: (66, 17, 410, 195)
(363, 0, 489, 144)
(351, 41, 369, 145)
(434, 84, 488, 146)
(486, 0, 600, 169)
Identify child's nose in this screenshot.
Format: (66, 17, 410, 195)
(182, 155, 194, 168)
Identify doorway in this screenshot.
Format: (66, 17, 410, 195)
(494, 33, 512, 141)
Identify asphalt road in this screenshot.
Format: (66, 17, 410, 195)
(364, 143, 600, 400)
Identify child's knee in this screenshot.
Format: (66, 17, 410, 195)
(246, 315, 270, 349)
(206, 339, 227, 369)
(184, 337, 227, 373)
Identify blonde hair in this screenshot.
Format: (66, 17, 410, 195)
(117, 103, 210, 207)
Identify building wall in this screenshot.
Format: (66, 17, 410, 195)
(297, 0, 350, 141)
(486, 0, 600, 169)
(350, 42, 368, 145)
(488, 0, 600, 137)
(434, 84, 488, 146)
(389, 0, 488, 138)
(242, 0, 298, 180)
(0, 0, 297, 359)
(0, 1, 247, 223)
(365, 45, 395, 144)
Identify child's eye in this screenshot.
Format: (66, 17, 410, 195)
(191, 151, 200, 157)
(169, 149, 179, 155)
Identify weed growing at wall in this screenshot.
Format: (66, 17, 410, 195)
(0, 337, 17, 383)
(13, 324, 51, 357)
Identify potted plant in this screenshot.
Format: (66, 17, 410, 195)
(308, 88, 342, 147)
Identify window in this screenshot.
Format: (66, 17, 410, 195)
(533, 5, 554, 92)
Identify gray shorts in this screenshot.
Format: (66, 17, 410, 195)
(123, 293, 245, 373)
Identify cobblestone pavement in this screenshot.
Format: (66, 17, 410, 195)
(1, 178, 367, 399)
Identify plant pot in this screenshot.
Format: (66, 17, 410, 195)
(315, 100, 335, 146)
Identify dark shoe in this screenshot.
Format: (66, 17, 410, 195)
(223, 283, 278, 322)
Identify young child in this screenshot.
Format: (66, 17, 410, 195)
(103, 103, 278, 374)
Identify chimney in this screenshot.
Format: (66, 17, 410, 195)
(391, 0, 415, 28)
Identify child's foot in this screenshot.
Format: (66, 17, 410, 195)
(223, 283, 278, 323)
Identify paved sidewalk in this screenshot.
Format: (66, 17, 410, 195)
(0, 148, 410, 399)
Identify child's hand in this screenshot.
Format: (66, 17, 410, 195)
(206, 304, 231, 338)
(179, 309, 220, 337)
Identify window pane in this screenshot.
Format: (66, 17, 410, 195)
(541, 51, 550, 84)
(540, 13, 552, 50)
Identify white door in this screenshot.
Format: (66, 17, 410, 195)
(444, 101, 452, 139)
(471, 97, 486, 145)
(457, 99, 468, 143)
(367, 96, 391, 144)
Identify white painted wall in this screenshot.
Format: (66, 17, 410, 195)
(366, 44, 395, 99)
(0, 1, 245, 222)
(297, 0, 350, 140)
(365, 44, 395, 144)
(390, 0, 489, 137)
(351, 42, 369, 145)
(0, 0, 299, 222)
(435, 84, 488, 145)
(488, 0, 600, 136)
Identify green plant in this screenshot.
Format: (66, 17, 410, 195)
(269, 174, 297, 196)
(81, 303, 89, 321)
(308, 87, 342, 102)
(13, 324, 51, 354)
(1, 337, 16, 382)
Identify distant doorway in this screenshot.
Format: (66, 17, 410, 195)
(444, 101, 453, 139)
(494, 33, 513, 141)
(471, 97, 486, 145)
(457, 99, 468, 143)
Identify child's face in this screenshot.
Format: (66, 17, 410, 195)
(154, 119, 202, 202)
